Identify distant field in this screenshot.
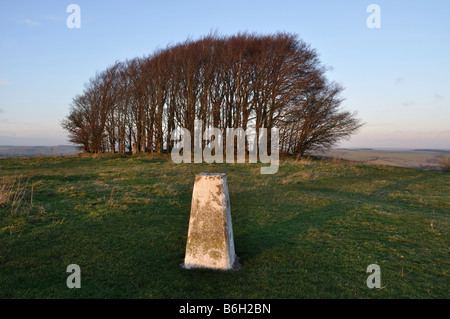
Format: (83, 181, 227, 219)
(0, 154, 449, 298)
(0, 145, 79, 158)
(313, 149, 450, 170)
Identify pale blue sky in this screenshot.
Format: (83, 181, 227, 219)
(0, 0, 449, 148)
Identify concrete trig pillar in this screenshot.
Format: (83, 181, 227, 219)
(184, 173, 236, 270)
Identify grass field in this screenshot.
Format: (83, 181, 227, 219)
(0, 154, 449, 298)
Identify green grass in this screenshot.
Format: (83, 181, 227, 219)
(0, 154, 449, 298)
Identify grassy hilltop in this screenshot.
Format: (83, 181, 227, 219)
(0, 154, 448, 298)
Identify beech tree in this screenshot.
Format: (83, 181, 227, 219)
(280, 82, 362, 156)
(62, 32, 362, 156)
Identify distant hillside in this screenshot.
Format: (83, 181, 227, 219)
(0, 145, 80, 158)
(313, 148, 450, 170)
(413, 149, 450, 154)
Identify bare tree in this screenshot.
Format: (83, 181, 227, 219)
(281, 82, 363, 156)
(62, 32, 362, 157)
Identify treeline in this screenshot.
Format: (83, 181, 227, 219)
(62, 32, 362, 156)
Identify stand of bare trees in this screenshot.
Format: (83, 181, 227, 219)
(61, 32, 362, 156)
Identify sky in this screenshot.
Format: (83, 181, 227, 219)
(0, 0, 449, 149)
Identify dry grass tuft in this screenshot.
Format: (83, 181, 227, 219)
(0, 175, 32, 214)
(439, 156, 450, 172)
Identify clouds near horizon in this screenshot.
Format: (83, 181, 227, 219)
(395, 77, 405, 84)
(0, 80, 11, 86)
(23, 19, 41, 26)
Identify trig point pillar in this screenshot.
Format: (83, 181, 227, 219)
(184, 173, 236, 270)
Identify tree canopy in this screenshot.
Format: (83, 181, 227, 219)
(62, 32, 362, 156)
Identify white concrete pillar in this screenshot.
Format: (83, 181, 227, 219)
(184, 173, 236, 270)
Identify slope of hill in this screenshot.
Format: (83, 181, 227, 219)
(0, 154, 448, 298)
